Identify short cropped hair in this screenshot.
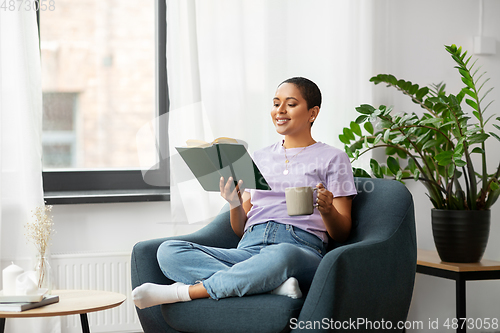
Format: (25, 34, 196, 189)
(280, 77, 322, 110)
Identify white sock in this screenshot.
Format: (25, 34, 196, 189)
(271, 277, 302, 299)
(132, 282, 191, 309)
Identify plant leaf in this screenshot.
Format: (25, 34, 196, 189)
(355, 115, 369, 124)
(416, 87, 429, 100)
(396, 149, 407, 159)
(350, 121, 362, 136)
(471, 147, 485, 154)
(408, 157, 417, 173)
(468, 133, 489, 145)
(435, 151, 453, 166)
(364, 121, 374, 135)
(409, 84, 419, 95)
(383, 129, 391, 143)
(339, 134, 350, 144)
(356, 104, 376, 115)
(352, 167, 371, 178)
(447, 163, 455, 176)
(489, 131, 500, 142)
(491, 181, 499, 192)
(413, 169, 420, 181)
(461, 77, 475, 89)
(483, 109, 495, 124)
(344, 145, 354, 158)
(479, 87, 494, 104)
(391, 135, 407, 144)
(420, 118, 443, 126)
(458, 68, 471, 79)
(472, 111, 481, 121)
(461, 88, 477, 100)
(416, 131, 431, 145)
(466, 98, 479, 111)
(422, 139, 439, 150)
(370, 159, 383, 178)
(387, 156, 400, 175)
(381, 165, 392, 176)
(385, 146, 397, 155)
(343, 127, 355, 141)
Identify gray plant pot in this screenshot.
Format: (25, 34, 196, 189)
(431, 209, 490, 263)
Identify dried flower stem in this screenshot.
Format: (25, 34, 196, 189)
(25, 205, 55, 288)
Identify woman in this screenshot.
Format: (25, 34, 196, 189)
(132, 77, 357, 308)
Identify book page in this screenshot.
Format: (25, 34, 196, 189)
(185, 137, 239, 148)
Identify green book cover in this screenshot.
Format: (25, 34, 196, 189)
(175, 142, 270, 192)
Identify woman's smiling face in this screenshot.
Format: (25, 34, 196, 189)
(271, 82, 316, 137)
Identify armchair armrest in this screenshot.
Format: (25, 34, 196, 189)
(297, 179, 417, 331)
(131, 204, 237, 333)
(131, 204, 236, 287)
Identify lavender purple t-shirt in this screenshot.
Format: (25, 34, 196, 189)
(244, 141, 357, 242)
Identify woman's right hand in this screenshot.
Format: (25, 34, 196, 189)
(220, 176, 244, 208)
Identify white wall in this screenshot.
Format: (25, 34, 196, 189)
(373, 1, 500, 331)
(1, 200, 204, 262)
(45, 201, 205, 255)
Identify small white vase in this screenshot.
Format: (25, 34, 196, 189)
(35, 255, 52, 294)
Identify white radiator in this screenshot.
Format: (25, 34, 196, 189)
(51, 252, 142, 333)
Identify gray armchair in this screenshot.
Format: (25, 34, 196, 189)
(131, 178, 417, 332)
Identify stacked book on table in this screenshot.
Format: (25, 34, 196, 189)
(0, 291, 59, 312)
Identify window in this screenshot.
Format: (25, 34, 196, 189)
(38, 0, 169, 204)
(42, 92, 78, 168)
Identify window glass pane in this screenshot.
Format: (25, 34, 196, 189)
(42, 92, 76, 131)
(40, 0, 157, 170)
(43, 144, 74, 168)
(42, 92, 77, 168)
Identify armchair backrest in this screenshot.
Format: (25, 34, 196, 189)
(193, 177, 416, 254)
(329, 177, 416, 250)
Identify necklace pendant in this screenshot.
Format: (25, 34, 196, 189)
(285, 159, 289, 164)
(283, 169, 289, 175)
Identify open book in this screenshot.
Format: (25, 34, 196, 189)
(175, 137, 270, 192)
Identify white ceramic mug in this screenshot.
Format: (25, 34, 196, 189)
(285, 186, 319, 216)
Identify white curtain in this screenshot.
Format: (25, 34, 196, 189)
(167, 0, 373, 224)
(0, 8, 60, 333)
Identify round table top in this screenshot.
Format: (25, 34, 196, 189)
(0, 289, 126, 318)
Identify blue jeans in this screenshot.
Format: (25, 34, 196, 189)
(157, 221, 327, 300)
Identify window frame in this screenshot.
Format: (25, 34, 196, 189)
(38, 0, 170, 204)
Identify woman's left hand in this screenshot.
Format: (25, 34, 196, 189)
(315, 183, 334, 216)
(316, 183, 353, 243)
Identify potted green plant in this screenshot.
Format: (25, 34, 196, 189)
(340, 44, 500, 263)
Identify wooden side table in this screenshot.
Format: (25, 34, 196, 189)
(416, 249, 500, 333)
(0, 290, 126, 333)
